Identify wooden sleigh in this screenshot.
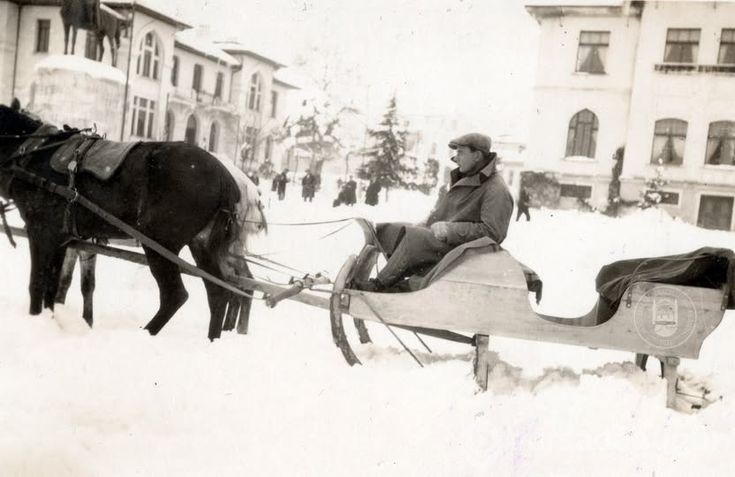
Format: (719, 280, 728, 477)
(325, 220, 730, 411)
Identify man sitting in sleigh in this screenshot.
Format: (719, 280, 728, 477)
(353, 133, 514, 292)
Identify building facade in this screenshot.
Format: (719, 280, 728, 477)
(525, 1, 735, 229)
(0, 0, 296, 171)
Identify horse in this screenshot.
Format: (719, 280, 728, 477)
(61, 0, 99, 56)
(53, 166, 265, 331)
(95, 5, 129, 67)
(0, 102, 267, 340)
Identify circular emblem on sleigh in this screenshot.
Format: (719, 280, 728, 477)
(633, 285, 697, 350)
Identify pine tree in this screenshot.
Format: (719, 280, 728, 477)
(357, 96, 417, 193)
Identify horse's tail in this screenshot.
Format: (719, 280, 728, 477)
(206, 172, 241, 263)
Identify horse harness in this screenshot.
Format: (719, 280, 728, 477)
(1, 124, 100, 241)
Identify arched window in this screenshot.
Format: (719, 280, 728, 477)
(651, 119, 687, 165)
(565, 109, 598, 158)
(164, 110, 174, 141)
(185, 115, 198, 145)
(136, 31, 160, 80)
(248, 73, 262, 111)
(705, 121, 735, 165)
(208, 122, 219, 152)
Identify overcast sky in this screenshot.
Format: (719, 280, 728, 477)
(159, 0, 541, 138)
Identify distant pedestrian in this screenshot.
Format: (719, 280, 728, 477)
(301, 170, 316, 202)
(516, 186, 531, 221)
(274, 169, 289, 200)
(365, 178, 382, 206)
(344, 175, 357, 206)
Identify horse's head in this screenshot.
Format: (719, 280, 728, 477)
(0, 101, 43, 138)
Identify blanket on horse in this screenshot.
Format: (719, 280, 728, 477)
(596, 247, 735, 313)
(50, 134, 140, 181)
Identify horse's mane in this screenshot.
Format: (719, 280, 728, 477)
(0, 105, 43, 135)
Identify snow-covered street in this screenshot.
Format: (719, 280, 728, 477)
(2, 185, 735, 476)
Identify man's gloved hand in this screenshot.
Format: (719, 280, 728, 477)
(430, 221, 450, 242)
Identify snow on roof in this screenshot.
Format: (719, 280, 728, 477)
(100, 3, 127, 22)
(174, 30, 239, 66)
(102, 0, 192, 29)
(34, 55, 126, 84)
(525, 0, 624, 6)
(273, 69, 302, 90)
(214, 40, 286, 69)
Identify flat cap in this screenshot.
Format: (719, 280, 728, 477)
(448, 133, 492, 154)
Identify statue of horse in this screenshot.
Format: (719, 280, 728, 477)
(0, 102, 267, 340)
(94, 4, 130, 67)
(61, 0, 99, 56)
(61, 0, 129, 67)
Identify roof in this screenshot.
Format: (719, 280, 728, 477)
(174, 31, 239, 66)
(273, 76, 300, 90)
(214, 41, 286, 69)
(525, 0, 643, 21)
(102, 1, 192, 29)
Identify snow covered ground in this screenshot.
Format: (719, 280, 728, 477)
(2, 183, 735, 476)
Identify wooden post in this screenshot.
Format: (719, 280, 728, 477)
(634, 353, 648, 371)
(660, 356, 680, 409)
(474, 334, 491, 391)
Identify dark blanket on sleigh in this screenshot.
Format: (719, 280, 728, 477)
(595, 247, 735, 315)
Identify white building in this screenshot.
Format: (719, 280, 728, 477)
(525, 0, 735, 229)
(0, 0, 297, 170)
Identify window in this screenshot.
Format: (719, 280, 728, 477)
(84, 31, 97, 60)
(719, 29, 735, 65)
(185, 115, 198, 145)
(136, 32, 160, 79)
(130, 97, 156, 139)
(664, 29, 700, 63)
(35, 19, 50, 53)
(651, 119, 687, 165)
(192, 64, 203, 92)
(171, 56, 179, 86)
(705, 121, 735, 165)
(560, 184, 592, 200)
(248, 73, 262, 111)
(698, 195, 733, 230)
(576, 31, 609, 74)
(164, 111, 174, 141)
(208, 122, 218, 152)
(565, 109, 598, 158)
(270, 91, 278, 118)
(214, 72, 224, 99)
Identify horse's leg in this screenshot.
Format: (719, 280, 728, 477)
(27, 237, 45, 315)
(79, 252, 97, 327)
(71, 27, 77, 55)
(63, 23, 69, 55)
(222, 294, 239, 331)
(55, 248, 78, 305)
(43, 245, 67, 311)
(232, 260, 253, 335)
(97, 37, 104, 62)
(189, 242, 229, 341)
(142, 245, 188, 336)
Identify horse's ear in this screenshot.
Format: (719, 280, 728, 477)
(10, 98, 21, 111)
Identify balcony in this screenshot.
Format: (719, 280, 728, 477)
(654, 63, 735, 75)
(171, 88, 235, 113)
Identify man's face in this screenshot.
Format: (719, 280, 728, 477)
(454, 145, 481, 173)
